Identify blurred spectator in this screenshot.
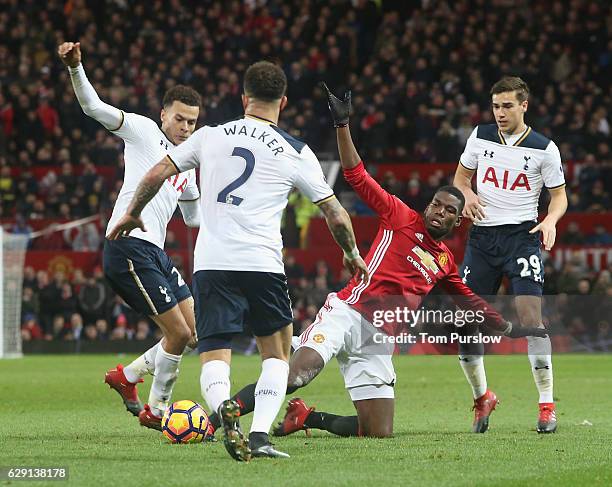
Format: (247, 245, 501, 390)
(78, 277, 107, 326)
(586, 225, 612, 245)
(57, 283, 78, 320)
(284, 254, 305, 284)
(592, 270, 611, 295)
(95, 319, 110, 341)
(83, 324, 98, 341)
(135, 319, 152, 340)
(560, 222, 586, 245)
(65, 222, 101, 251)
(21, 317, 44, 341)
(21, 287, 39, 322)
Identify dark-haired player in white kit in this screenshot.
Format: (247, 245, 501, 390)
(58, 42, 204, 431)
(108, 61, 369, 460)
(454, 77, 567, 434)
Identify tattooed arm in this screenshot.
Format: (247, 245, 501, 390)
(319, 197, 369, 284)
(106, 156, 178, 239)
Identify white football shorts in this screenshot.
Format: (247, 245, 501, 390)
(295, 293, 396, 401)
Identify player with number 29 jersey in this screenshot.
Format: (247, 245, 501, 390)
(169, 115, 334, 273)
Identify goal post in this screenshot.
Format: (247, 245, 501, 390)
(0, 228, 28, 358)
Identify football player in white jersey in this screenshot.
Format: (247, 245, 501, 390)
(454, 77, 568, 434)
(58, 42, 204, 431)
(108, 61, 369, 460)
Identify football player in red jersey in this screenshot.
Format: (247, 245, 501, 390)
(205, 84, 547, 439)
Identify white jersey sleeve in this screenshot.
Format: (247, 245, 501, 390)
(459, 127, 479, 170)
(179, 174, 200, 201)
(293, 145, 335, 204)
(112, 112, 159, 144)
(541, 141, 565, 189)
(168, 126, 207, 172)
(68, 64, 123, 132)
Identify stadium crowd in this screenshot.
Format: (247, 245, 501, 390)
(1, 0, 610, 345)
(19, 250, 612, 349)
(1, 0, 611, 222)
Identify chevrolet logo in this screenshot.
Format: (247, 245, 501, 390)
(412, 246, 440, 273)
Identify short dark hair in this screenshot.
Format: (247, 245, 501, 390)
(490, 76, 529, 103)
(162, 85, 201, 109)
(435, 185, 465, 213)
(243, 61, 287, 102)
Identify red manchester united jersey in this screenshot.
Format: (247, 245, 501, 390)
(336, 162, 505, 331)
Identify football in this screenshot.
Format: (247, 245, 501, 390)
(161, 400, 210, 444)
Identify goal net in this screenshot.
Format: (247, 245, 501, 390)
(0, 228, 28, 358)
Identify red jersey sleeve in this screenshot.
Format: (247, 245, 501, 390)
(343, 162, 416, 228)
(439, 265, 507, 333)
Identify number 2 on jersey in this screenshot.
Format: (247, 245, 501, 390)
(217, 147, 255, 206)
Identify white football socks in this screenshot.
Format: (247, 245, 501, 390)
(459, 355, 488, 399)
(124, 341, 195, 384)
(250, 358, 290, 434)
(148, 346, 182, 417)
(200, 360, 231, 414)
(527, 334, 554, 403)
(123, 341, 161, 384)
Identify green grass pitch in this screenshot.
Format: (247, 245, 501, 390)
(1, 354, 611, 486)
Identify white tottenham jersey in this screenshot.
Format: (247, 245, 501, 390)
(460, 124, 565, 226)
(169, 116, 335, 273)
(105, 112, 199, 249)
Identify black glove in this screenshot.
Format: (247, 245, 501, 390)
(504, 322, 549, 338)
(321, 82, 351, 128)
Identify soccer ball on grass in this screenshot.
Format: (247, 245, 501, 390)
(161, 400, 210, 444)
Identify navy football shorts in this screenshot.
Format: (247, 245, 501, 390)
(459, 221, 544, 297)
(192, 270, 293, 353)
(103, 237, 191, 316)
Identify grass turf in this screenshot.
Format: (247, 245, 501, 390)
(1, 354, 611, 486)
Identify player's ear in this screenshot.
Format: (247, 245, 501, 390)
(160, 108, 166, 124)
(455, 215, 462, 227)
(241, 94, 248, 110)
(522, 100, 528, 112)
(279, 95, 288, 112)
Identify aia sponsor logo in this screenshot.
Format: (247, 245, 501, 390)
(482, 167, 531, 191)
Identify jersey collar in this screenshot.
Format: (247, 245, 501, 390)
(497, 125, 531, 147)
(244, 114, 277, 126)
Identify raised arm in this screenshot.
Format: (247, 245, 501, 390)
(58, 42, 123, 131)
(322, 82, 395, 217)
(106, 156, 178, 239)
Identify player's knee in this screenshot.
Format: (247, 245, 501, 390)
(168, 322, 192, 348)
(361, 422, 393, 438)
(287, 368, 313, 389)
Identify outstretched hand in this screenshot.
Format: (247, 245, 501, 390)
(58, 42, 81, 68)
(529, 218, 557, 251)
(343, 254, 370, 286)
(106, 214, 146, 240)
(321, 82, 351, 128)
